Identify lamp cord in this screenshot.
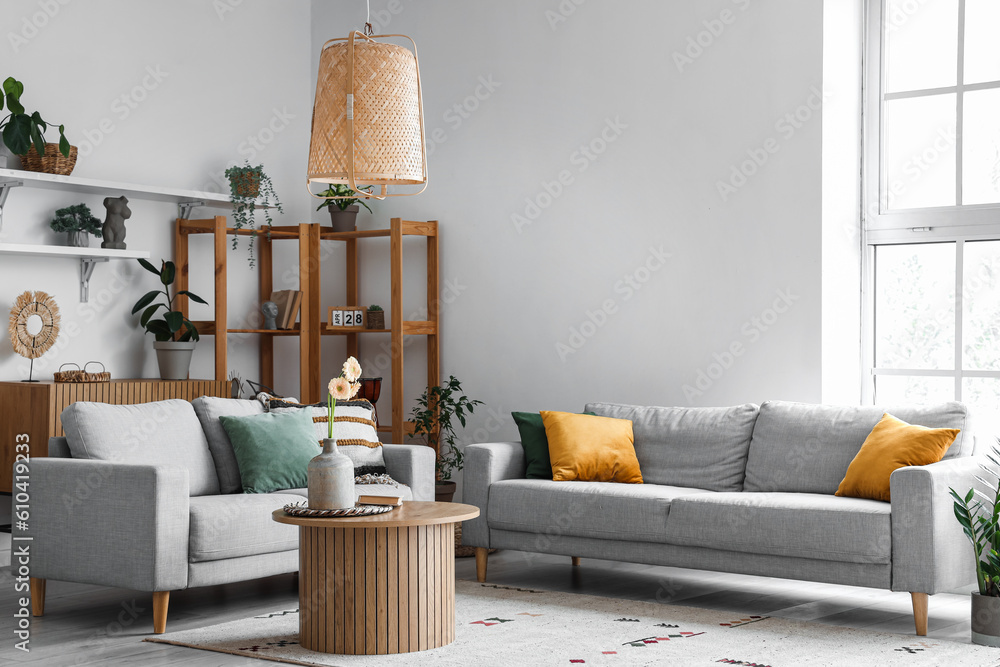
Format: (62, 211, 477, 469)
(364, 0, 373, 35)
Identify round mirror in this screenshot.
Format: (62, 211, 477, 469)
(24, 313, 44, 336)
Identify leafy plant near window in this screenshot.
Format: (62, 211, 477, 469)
(225, 162, 283, 267)
(131, 259, 208, 342)
(0, 77, 69, 157)
(49, 204, 101, 236)
(951, 439, 1000, 597)
(409, 376, 483, 481)
(315, 184, 374, 213)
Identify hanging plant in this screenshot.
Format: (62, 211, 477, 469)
(225, 161, 283, 268)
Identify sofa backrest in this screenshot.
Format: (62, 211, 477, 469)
(191, 396, 265, 494)
(743, 400, 973, 494)
(585, 402, 760, 492)
(61, 399, 221, 496)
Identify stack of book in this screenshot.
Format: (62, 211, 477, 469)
(270, 290, 302, 330)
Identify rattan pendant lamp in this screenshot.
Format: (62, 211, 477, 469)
(307, 2, 427, 201)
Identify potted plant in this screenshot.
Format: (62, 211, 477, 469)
(131, 258, 208, 380)
(951, 439, 1000, 646)
(225, 162, 283, 267)
(315, 183, 374, 232)
(1, 76, 74, 174)
(50, 203, 101, 247)
(410, 376, 484, 502)
(366, 304, 385, 330)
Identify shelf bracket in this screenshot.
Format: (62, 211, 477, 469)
(178, 200, 204, 220)
(79, 257, 109, 303)
(0, 180, 24, 234)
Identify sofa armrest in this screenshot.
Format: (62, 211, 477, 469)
(383, 444, 436, 501)
(19, 458, 190, 592)
(461, 442, 525, 548)
(890, 457, 982, 594)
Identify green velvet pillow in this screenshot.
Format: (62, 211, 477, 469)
(513, 411, 595, 480)
(219, 409, 320, 494)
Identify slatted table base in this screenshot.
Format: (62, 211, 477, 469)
(298, 523, 456, 654)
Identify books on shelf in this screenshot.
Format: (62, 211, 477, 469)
(357, 495, 403, 507)
(270, 290, 302, 330)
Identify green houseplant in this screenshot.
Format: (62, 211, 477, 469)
(1, 76, 72, 172)
(410, 375, 483, 502)
(225, 162, 283, 267)
(131, 259, 208, 380)
(366, 304, 384, 330)
(50, 203, 101, 248)
(951, 438, 1000, 646)
(315, 183, 374, 232)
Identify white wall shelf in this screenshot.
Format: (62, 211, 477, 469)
(0, 243, 151, 303)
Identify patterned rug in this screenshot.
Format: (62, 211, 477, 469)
(144, 581, 997, 666)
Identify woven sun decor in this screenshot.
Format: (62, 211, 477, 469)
(307, 30, 427, 200)
(8, 290, 60, 360)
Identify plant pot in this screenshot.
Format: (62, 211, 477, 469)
(66, 231, 90, 248)
(19, 143, 77, 175)
(435, 481, 457, 503)
(328, 205, 359, 232)
(366, 310, 385, 329)
(230, 171, 261, 198)
(972, 593, 1000, 646)
(308, 439, 356, 510)
(153, 341, 196, 380)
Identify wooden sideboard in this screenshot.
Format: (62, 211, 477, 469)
(0, 379, 233, 492)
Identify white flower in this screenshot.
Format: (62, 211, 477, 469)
(342, 356, 362, 382)
(329, 377, 353, 401)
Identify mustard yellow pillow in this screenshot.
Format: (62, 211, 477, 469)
(835, 413, 959, 502)
(540, 411, 642, 484)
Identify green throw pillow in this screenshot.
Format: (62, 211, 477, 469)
(513, 411, 595, 480)
(219, 409, 320, 494)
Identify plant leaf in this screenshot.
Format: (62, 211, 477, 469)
(2, 114, 31, 154)
(160, 261, 176, 286)
(131, 290, 161, 314)
(140, 303, 166, 327)
(164, 311, 184, 333)
(137, 258, 161, 275)
(177, 290, 207, 305)
(145, 319, 172, 338)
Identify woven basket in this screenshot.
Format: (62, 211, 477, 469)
(366, 310, 385, 329)
(54, 361, 110, 383)
(230, 171, 261, 198)
(19, 143, 78, 175)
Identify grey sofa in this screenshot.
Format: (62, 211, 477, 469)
(462, 400, 982, 636)
(21, 397, 435, 633)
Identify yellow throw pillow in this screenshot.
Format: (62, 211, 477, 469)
(540, 411, 643, 484)
(835, 413, 959, 502)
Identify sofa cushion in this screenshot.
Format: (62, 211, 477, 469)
(487, 479, 712, 544)
(541, 411, 643, 484)
(665, 492, 892, 564)
(189, 492, 302, 562)
(283, 483, 413, 502)
(192, 396, 264, 494)
(744, 401, 971, 494)
(62, 399, 220, 496)
(585, 403, 759, 492)
(219, 410, 320, 494)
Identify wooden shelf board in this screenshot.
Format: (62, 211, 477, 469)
(0, 243, 150, 260)
(377, 421, 417, 435)
(320, 222, 437, 241)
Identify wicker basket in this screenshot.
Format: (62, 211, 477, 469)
(230, 171, 261, 198)
(19, 143, 78, 175)
(366, 309, 385, 329)
(54, 361, 110, 383)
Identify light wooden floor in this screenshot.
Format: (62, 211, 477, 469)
(0, 548, 976, 665)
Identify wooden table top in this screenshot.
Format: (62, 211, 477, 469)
(272, 501, 480, 529)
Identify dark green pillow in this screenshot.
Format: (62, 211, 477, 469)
(219, 409, 320, 494)
(512, 411, 595, 479)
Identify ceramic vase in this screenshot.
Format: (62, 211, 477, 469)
(67, 231, 89, 247)
(972, 593, 1000, 646)
(153, 341, 196, 380)
(308, 438, 355, 510)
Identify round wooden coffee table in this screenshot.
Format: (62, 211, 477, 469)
(272, 501, 479, 655)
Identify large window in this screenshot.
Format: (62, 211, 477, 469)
(865, 0, 1000, 411)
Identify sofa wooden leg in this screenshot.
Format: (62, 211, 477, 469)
(30, 578, 45, 617)
(572, 557, 581, 567)
(153, 591, 170, 634)
(475, 547, 488, 583)
(911, 592, 928, 636)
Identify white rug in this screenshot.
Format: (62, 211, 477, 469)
(145, 581, 998, 666)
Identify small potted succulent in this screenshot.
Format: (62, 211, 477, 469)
(225, 162, 283, 267)
(0, 76, 73, 173)
(366, 304, 385, 330)
(315, 183, 374, 232)
(410, 376, 484, 502)
(50, 203, 101, 247)
(950, 438, 1000, 646)
(131, 259, 208, 380)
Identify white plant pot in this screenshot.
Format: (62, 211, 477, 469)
(153, 341, 196, 380)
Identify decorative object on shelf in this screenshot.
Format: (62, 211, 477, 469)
(100, 196, 131, 249)
(307, 18, 427, 201)
(950, 437, 1000, 646)
(49, 203, 101, 248)
(366, 304, 384, 329)
(132, 258, 208, 380)
(269, 290, 302, 330)
(282, 501, 394, 518)
(7, 290, 60, 383)
(356, 376, 382, 425)
(308, 356, 364, 510)
(315, 184, 374, 232)
(225, 162, 283, 268)
(410, 375, 484, 502)
(261, 301, 278, 330)
(228, 370, 245, 398)
(0, 76, 74, 175)
(327, 305, 364, 330)
(53, 361, 110, 383)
